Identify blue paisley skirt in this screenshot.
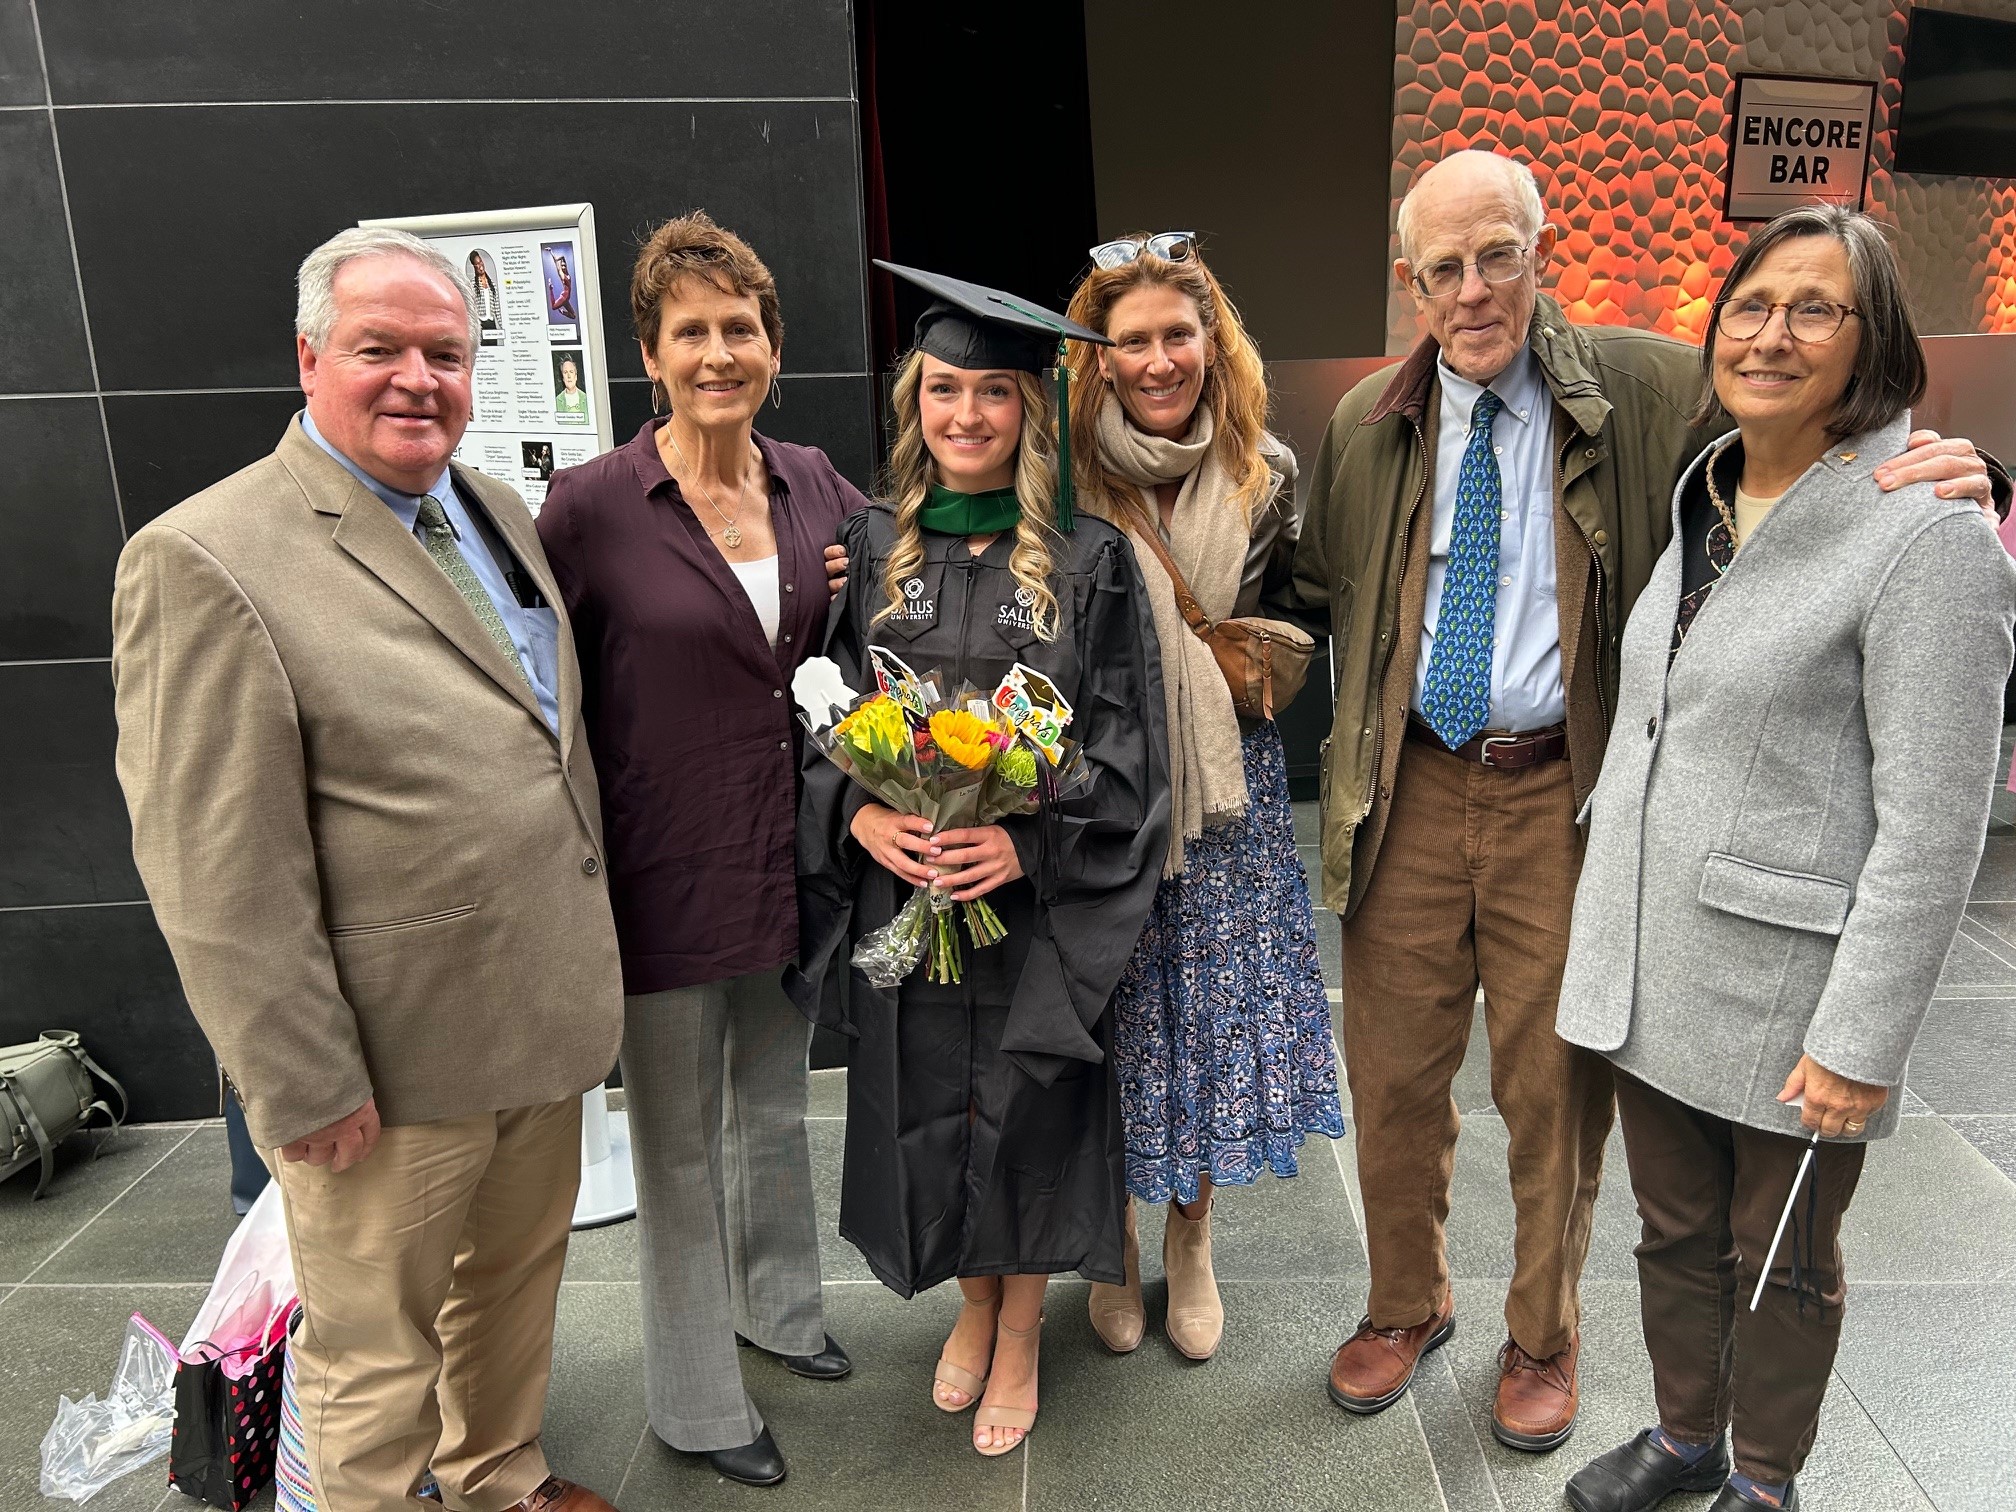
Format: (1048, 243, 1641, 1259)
(1110, 719, 1346, 1205)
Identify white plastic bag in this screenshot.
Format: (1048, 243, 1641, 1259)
(182, 1181, 296, 1376)
(39, 1313, 178, 1501)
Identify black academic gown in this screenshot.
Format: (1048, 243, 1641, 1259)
(788, 505, 1170, 1297)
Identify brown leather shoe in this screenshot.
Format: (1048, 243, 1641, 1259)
(1326, 1295, 1456, 1414)
(510, 1477, 618, 1512)
(1492, 1334, 1580, 1452)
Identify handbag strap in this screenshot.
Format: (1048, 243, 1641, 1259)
(41, 1031, 128, 1130)
(1, 1069, 59, 1199)
(1121, 500, 1216, 639)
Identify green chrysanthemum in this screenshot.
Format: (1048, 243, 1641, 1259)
(997, 743, 1038, 788)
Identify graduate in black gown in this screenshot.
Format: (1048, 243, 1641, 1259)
(790, 264, 1169, 1456)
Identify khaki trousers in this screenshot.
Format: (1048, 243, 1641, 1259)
(1615, 1071, 1867, 1484)
(273, 1097, 581, 1511)
(1340, 735, 1614, 1358)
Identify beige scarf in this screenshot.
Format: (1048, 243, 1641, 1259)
(1086, 392, 1250, 877)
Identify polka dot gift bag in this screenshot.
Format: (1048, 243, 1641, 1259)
(168, 1298, 294, 1507)
(168, 1299, 293, 1509)
(168, 1184, 295, 1508)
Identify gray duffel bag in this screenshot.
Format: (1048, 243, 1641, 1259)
(1, 1030, 127, 1199)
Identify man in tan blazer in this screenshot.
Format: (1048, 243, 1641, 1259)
(112, 226, 624, 1512)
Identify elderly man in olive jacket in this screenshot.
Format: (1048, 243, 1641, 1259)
(1289, 148, 2000, 1451)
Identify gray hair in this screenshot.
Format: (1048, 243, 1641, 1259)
(1689, 205, 1926, 441)
(1396, 150, 1548, 265)
(295, 226, 478, 351)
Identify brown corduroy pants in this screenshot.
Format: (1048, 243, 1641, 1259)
(1340, 735, 1615, 1359)
(1614, 1070, 1867, 1485)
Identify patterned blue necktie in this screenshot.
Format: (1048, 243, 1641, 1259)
(1420, 389, 1505, 749)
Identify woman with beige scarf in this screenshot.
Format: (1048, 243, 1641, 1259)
(1064, 235, 1343, 1361)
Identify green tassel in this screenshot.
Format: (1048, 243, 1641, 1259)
(1054, 340, 1074, 532)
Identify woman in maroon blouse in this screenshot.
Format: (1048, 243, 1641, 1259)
(536, 212, 865, 1489)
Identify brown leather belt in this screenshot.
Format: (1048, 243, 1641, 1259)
(1407, 713, 1567, 770)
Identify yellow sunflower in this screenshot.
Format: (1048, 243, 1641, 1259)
(928, 709, 998, 770)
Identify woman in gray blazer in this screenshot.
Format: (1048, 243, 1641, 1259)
(1556, 206, 2016, 1512)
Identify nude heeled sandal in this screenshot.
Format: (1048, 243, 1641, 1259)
(973, 1313, 1043, 1457)
(1163, 1196, 1224, 1360)
(933, 1293, 999, 1413)
(1088, 1198, 1146, 1352)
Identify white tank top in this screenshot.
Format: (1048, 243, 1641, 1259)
(728, 554, 782, 647)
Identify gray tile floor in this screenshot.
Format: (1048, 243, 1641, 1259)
(6, 804, 2016, 1511)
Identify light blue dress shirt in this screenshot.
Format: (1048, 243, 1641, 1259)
(1412, 344, 1565, 733)
(302, 415, 562, 736)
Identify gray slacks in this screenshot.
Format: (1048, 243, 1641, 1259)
(622, 971, 825, 1452)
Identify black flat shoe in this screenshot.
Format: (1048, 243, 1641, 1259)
(1566, 1430, 1732, 1512)
(737, 1331, 853, 1380)
(1708, 1482, 1799, 1511)
(693, 1426, 787, 1487)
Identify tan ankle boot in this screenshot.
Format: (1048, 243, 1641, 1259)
(1163, 1196, 1223, 1360)
(1087, 1198, 1145, 1353)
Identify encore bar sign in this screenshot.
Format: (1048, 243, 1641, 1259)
(1724, 73, 1878, 223)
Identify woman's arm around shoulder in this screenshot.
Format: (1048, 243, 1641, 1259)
(763, 434, 876, 522)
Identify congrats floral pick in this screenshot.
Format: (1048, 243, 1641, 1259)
(794, 650, 1088, 986)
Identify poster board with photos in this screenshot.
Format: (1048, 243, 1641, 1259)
(361, 202, 613, 512)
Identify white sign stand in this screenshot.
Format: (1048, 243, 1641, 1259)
(573, 1085, 637, 1229)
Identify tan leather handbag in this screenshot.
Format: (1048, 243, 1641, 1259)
(1129, 521, 1316, 721)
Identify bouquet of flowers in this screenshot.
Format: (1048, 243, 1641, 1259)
(794, 647, 1088, 987)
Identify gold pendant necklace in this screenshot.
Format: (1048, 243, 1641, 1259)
(668, 429, 755, 548)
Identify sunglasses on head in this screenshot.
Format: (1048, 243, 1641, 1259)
(1088, 232, 1197, 270)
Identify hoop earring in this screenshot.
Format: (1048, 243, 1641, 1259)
(770, 379, 784, 411)
(650, 379, 667, 415)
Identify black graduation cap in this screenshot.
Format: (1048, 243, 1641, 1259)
(875, 260, 1111, 374)
(874, 261, 1109, 530)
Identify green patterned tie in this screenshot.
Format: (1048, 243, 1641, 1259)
(413, 494, 531, 689)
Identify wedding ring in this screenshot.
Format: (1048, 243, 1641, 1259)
(1844, 1121, 1865, 1132)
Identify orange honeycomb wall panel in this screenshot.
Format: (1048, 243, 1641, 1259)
(1387, 0, 2016, 351)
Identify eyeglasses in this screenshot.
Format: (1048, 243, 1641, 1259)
(1089, 232, 1196, 270)
(1715, 297, 1862, 344)
(1410, 243, 1534, 299)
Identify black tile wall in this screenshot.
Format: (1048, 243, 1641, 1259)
(759, 376, 879, 492)
(4, 10, 875, 1127)
(0, 113, 94, 393)
(605, 373, 878, 495)
(105, 389, 306, 531)
(0, 903, 212, 1124)
(0, 398, 123, 660)
(602, 382, 653, 452)
(38, 0, 853, 106)
(0, 0, 44, 106)
(0, 662, 141, 909)
(59, 100, 868, 392)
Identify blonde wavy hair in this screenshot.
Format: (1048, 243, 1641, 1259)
(1064, 240, 1272, 524)
(876, 349, 1063, 642)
